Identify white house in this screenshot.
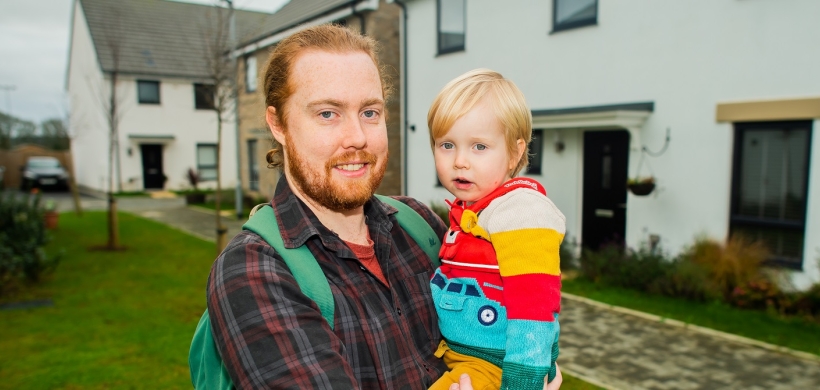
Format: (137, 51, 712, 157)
(66, 0, 270, 193)
(399, 0, 820, 288)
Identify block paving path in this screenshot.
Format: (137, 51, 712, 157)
(49, 191, 820, 389)
(559, 296, 820, 389)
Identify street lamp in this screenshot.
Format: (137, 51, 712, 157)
(224, 0, 244, 220)
(0, 85, 15, 115)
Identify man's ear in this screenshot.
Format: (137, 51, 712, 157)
(266, 106, 286, 145)
(510, 138, 527, 171)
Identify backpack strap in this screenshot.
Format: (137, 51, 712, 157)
(375, 195, 441, 268)
(243, 205, 336, 329)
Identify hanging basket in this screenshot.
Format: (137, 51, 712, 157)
(628, 181, 656, 196)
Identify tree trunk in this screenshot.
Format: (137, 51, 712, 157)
(64, 150, 83, 216)
(107, 71, 120, 249)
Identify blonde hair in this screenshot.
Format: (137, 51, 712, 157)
(263, 24, 392, 169)
(427, 69, 532, 175)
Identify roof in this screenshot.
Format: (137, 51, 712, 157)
(237, 0, 370, 49)
(78, 0, 272, 79)
(531, 102, 655, 117)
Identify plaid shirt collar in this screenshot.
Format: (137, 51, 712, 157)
(272, 175, 398, 251)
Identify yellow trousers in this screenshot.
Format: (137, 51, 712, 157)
(428, 340, 502, 390)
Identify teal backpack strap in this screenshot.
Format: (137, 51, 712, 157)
(189, 205, 334, 390)
(243, 205, 335, 329)
(375, 195, 441, 267)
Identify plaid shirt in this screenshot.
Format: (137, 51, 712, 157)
(207, 177, 448, 389)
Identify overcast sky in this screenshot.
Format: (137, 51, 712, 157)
(0, 0, 289, 125)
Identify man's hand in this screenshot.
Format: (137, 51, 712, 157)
(447, 364, 563, 390)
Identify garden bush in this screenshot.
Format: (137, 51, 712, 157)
(576, 235, 820, 321)
(0, 191, 61, 294)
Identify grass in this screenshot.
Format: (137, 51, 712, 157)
(563, 278, 820, 356)
(0, 212, 215, 389)
(0, 212, 599, 389)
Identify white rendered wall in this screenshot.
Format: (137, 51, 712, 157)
(67, 0, 109, 192)
(116, 79, 237, 192)
(404, 0, 820, 286)
(67, 2, 237, 193)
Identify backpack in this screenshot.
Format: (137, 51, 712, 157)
(189, 195, 443, 390)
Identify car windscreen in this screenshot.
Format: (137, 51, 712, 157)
(28, 160, 61, 169)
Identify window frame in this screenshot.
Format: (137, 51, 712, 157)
(137, 80, 161, 105)
(728, 120, 813, 269)
(247, 139, 259, 191)
(244, 55, 257, 93)
(194, 83, 216, 110)
(526, 129, 544, 175)
(437, 0, 466, 55)
(196, 143, 218, 181)
(551, 0, 599, 34)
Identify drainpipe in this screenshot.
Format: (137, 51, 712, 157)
(350, 1, 365, 35)
(394, 0, 409, 195)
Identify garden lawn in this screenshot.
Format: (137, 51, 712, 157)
(0, 211, 598, 390)
(0, 212, 215, 389)
(564, 278, 820, 356)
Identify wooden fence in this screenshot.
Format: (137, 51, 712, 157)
(0, 144, 74, 189)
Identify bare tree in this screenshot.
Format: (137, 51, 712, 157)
(85, 10, 128, 250)
(200, 3, 238, 252)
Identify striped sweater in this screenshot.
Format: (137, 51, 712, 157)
(431, 178, 565, 390)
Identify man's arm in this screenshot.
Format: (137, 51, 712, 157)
(207, 232, 357, 389)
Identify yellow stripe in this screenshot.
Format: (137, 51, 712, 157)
(492, 228, 563, 276)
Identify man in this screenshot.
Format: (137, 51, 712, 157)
(206, 24, 562, 389)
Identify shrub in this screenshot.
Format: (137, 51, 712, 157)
(649, 259, 720, 302)
(682, 235, 770, 300)
(578, 244, 671, 291)
(0, 191, 61, 294)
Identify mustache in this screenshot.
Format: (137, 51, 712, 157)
(325, 151, 378, 170)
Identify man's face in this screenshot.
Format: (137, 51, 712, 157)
(275, 49, 388, 211)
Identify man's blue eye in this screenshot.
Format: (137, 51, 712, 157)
(320, 111, 333, 119)
(475, 144, 487, 151)
(363, 110, 376, 118)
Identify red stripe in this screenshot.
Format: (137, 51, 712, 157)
(502, 274, 561, 321)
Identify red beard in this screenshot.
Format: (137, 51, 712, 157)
(285, 136, 387, 211)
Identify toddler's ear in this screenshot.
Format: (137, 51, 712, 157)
(510, 138, 526, 171)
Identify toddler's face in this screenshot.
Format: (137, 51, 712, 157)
(433, 98, 517, 203)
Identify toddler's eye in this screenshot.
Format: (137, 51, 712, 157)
(475, 144, 487, 151)
(320, 111, 333, 119)
(441, 142, 454, 150)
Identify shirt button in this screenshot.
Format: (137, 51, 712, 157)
(396, 308, 402, 316)
(360, 266, 366, 271)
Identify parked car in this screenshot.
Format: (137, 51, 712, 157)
(21, 156, 69, 191)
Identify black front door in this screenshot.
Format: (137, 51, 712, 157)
(582, 130, 630, 250)
(140, 144, 164, 189)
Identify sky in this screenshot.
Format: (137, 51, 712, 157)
(0, 0, 289, 125)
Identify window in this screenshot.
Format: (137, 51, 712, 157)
(197, 144, 218, 181)
(526, 129, 544, 175)
(552, 0, 598, 33)
(194, 83, 216, 110)
(245, 56, 257, 93)
(730, 121, 812, 269)
(247, 139, 259, 190)
(137, 80, 160, 104)
(438, 0, 465, 54)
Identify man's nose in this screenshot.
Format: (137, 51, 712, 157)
(341, 115, 367, 149)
